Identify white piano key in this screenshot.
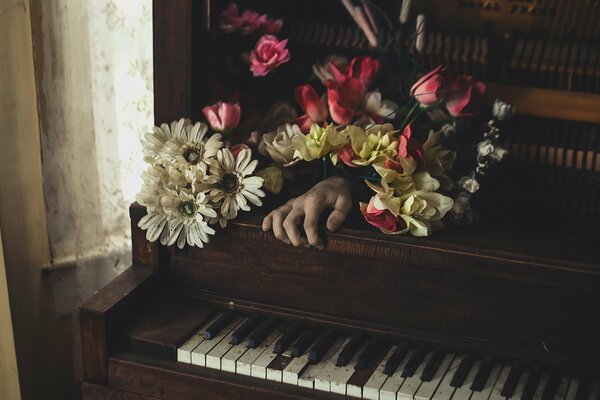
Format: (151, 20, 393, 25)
(266, 351, 294, 382)
(588, 382, 600, 400)
(554, 376, 571, 400)
(379, 348, 415, 400)
(282, 352, 311, 385)
(314, 337, 353, 392)
(297, 338, 346, 389)
(363, 346, 398, 400)
(236, 329, 281, 376)
(533, 373, 550, 400)
(565, 378, 579, 400)
(221, 339, 250, 373)
(432, 355, 463, 400)
(251, 331, 286, 379)
(190, 316, 242, 367)
(470, 364, 504, 400)
(205, 316, 249, 370)
(176, 313, 221, 363)
(511, 369, 531, 400)
(397, 351, 433, 400)
(452, 359, 481, 400)
(414, 353, 455, 400)
(330, 345, 367, 395)
(488, 364, 511, 400)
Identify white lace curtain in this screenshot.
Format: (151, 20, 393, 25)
(35, 0, 153, 310)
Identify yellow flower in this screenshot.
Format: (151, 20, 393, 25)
(345, 124, 398, 166)
(292, 124, 348, 161)
(423, 130, 456, 190)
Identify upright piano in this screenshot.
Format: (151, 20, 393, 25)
(80, 1, 600, 399)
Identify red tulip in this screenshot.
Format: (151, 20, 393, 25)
(385, 125, 426, 172)
(249, 35, 291, 77)
(360, 197, 399, 232)
(293, 84, 328, 132)
(338, 143, 360, 168)
(410, 65, 457, 105)
(348, 56, 381, 88)
(325, 76, 364, 125)
(445, 75, 486, 117)
(202, 102, 241, 132)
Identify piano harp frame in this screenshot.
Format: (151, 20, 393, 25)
(80, 1, 600, 399)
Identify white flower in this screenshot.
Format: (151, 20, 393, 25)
(361, 91, 399, 120)
(492, 99, 514, 121)
(312, 55, 348, 84)
(160, 119, 223, 174)
(458, 172, 480, 193)
(138, 188, 217, 249)
(208, 148, 265, 219)
(258, 123, 302, 166)
(141, 119, 188, 163)
(477, 139, 495, 158)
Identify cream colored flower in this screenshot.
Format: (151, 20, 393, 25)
(141, 119, 189, 163)
(207, 148, 265, 219)
(344, 124, 398, 167)
(259, 123, 302, 166)
(292, 124, 349, 161)
(361, 92, 399, 120)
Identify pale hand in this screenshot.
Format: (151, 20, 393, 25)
(261, 176, 353, 249)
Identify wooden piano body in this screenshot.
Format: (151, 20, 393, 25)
(81, 1, 600, 399)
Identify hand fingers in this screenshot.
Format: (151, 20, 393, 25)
(303, 201, 327, 249)
(262, 212, 273, 232)
(283, 209, 306, 247)
(326, 194, 352, 232)
(272, 204, 293, 244)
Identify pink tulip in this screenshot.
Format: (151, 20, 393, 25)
(249, 35, 291, 77)
(338, 143, 360, 168)
(202, 102, 241, 132)
(293, 84, 328, 132)
(329, 56, 381, 89)
(410, 65, 456, 105)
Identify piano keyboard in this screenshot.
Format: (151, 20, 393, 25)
(176, 312, 600, 400)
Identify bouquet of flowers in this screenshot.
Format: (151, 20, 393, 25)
(137, 2, 511, 248)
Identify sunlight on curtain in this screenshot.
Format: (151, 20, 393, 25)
(35, 0, 153, 312)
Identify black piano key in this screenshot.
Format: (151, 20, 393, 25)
(336, 332, 365, 367)
(471, 356, 494, 391)
(521, 367, 542, 400)
(203, 311, 236, 340)
(384, 340, 410, 375)
(450, 353, 476, 387)
(421, 350, 445, 382)
(273, 321, 304, 354)
(229, 314, 263, 345)
(355, 336, 382, 371)
(401, 346, 428, 378)
(541, 372, 561, 400)
(247, 317, 278, 348)
(575, 379, 591, 400)
(309, 328, 337, 364)
(290, 325, 318, 357)
(501, 361, 524, 397)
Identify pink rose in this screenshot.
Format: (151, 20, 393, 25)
(325, 76, 364, 125)
(293, 84, 328, 133)
(261, 18, 283, 34)
(338, 143, 360, 168)
(249, 35, 291, 77)
(410, 65, 457, 105)
(219, 3, 282, 35)
(385, 125, 426, 172)
(238, 10, 268, 35)
(202, 102, 241, 132)
(360, 197, 400, 232)
(445, 75, 486, 117)
(230, 143, 249, 158)
(220, 3, 242, 33)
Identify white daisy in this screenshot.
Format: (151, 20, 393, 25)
(161, 120, 223, 175)
(208, 148, 265, 220)
(142, 118, 191, 163)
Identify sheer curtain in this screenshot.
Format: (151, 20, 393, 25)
(33, 0, 153, 311)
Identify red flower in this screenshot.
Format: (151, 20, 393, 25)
(360, 197, 400, 232)
(230, 143, 249, 158)
(410, 65, 457, 105)
(385, 125, 426, 172)
(325, 76, 364, 125)
(329, 56, 381, 89)
(202, 102, 241, 132)
(293, 84, 328, 132)
(445, 75, 486, 117)
(338, 143, 360, 168)
(249, 35, 291, 77)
